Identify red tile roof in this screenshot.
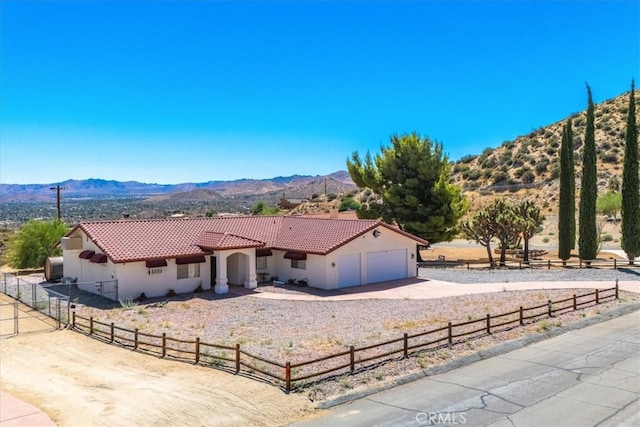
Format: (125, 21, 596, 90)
(66, 216, 428, 264)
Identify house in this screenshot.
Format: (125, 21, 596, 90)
(59, 216, 428, 301)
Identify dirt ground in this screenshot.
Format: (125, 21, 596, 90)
(0, 330, 317, 426)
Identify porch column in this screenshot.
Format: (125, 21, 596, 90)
(244, 252, 257, 289)
(215, 255, 229, 294)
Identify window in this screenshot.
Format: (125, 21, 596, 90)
(291, 259, 306, 270)
(177, 263, 200, 279)
(256, 256, 267, 270)
(149, 267, 163, 275)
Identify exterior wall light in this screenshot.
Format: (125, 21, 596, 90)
(372, 230, 381, 238)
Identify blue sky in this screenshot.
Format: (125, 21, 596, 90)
(1, 1, 638, 185)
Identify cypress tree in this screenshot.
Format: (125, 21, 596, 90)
(621, 79, 640, 264)
(578, 84, 598, 261)
(558, 118, 575, 262)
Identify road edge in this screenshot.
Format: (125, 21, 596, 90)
(315, 301, 640, 409)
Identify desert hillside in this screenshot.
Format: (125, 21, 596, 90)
(451, 89, 639, 215)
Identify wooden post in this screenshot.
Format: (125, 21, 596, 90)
(195, 338, 200, 364)
(486, 314, 491, 334)
(350, 346, 355, 372)
(14, 302, 18, 335)
(162, 333, 167, 357)
(403, 333, 408, 358)
(614, 258, 617, 270)
(448, 322, 452, 346)
(519, 306, 524, 326)
(134, 328, 139, 350)
(547, 300, 552, 317)
(235, 344, 240, 374)
(72, 311, 76, 327)
(110, 322, 114, 343)
(573, 294, 577, 310)
(595, 289, 599, 305)
(89, 317, 94, 335)
(285, 362, 291, 392)
(548, 260, 551, 270)
(615, 280, 619, 299)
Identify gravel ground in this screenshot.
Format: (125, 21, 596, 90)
(419, 266, 640, 283)
(68, 266, 640, 402)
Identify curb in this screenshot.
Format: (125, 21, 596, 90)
(315, 301, 640, 409)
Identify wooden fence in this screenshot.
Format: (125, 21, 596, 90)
(419, 258, 640, 270)
(72, 284, 619, 392)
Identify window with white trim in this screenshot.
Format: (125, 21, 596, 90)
(291, 259, 306, 270)
(149, 267, 164, 275)
(177, 263, 200, 279)
(256, 256, 267, 270)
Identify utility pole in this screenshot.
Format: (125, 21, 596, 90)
(49, 185, 65, 221)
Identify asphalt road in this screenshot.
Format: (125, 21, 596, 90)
(293, 311, 640, 427)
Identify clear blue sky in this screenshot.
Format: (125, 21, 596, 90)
(1, 1, 638, 185)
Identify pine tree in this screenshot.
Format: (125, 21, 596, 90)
(558, 118, 575, 262)
(578, 84, 598, 261)
(621, 79, 640, 264)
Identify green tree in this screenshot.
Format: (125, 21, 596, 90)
(459, 209, 496, 266)
(579, 84, 598, 261)
(338, 196, 360, 212)
(250, 201, 279, 216)
(558, 118, 576, 262)
(514, 200, 545, 263)
(483, 199, 520, 266)
(347, 132, 468, 243)
(621, 79, 640, 264)
(596, 191, 622, 220)
(7, 220, 68, 269)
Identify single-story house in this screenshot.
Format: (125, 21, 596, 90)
(59, 216, 428, 300)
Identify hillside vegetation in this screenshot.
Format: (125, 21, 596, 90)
(451, 89, 639, 215)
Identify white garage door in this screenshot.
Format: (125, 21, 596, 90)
(366, 250, 407, 283)
(337, 254, 361, 288)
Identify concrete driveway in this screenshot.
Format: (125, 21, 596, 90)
(292, 310, 640, 426)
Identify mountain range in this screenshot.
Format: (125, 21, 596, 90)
(0, 171, 357, 203)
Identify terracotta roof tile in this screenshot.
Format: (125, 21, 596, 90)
(67, 216, 427, 263)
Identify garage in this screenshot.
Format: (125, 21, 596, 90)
(366, 249, 407, 283)
(337, 254, 361, 288)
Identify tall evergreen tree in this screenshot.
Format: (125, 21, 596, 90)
(558, 118, 576, 262)
(347, 132, 468, 243)
(578, 84, 598, 261)
(621, 79, 640, 264)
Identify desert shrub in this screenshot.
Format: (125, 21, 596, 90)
(481, 156, 497, 168)
(514, 166, 531, 178)
(326, 193, 338, 201)
(339, 197, 360, 211)
(459, 154, 478, 164)
(521, 170, 535, 184)
(545, 146, 556, 156)
(466, 169, 482, 181)
(601, 152, 618, 163)
(544, 130, 554, 138)
(601, 234, 614, 242)
(535, 159, 550, 175)
(492, 171, 508, 184)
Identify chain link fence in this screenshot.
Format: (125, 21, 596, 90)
(1, 272, 71, 336)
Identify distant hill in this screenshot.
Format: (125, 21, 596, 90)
(450, 88, 639, 215)
(0, 171, 357, 203)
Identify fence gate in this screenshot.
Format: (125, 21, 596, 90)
(1, 273, 69, 336)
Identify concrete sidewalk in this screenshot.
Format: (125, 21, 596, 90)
(250, 277, 640, 301)
(0, 391, 55, 426)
